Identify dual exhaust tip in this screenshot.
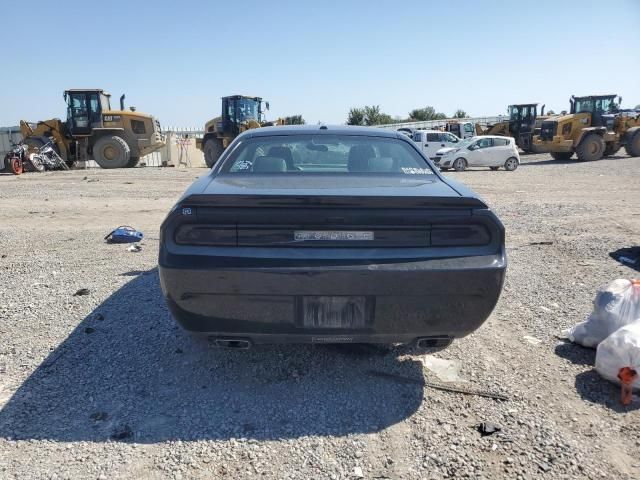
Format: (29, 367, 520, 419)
(207, 336, 452, 350)
(209, 337, 252, 349)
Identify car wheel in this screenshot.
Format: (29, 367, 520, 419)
(504, 157, 518, 171)
(490, 166, 499, 171)
(453, 158, 466, 172)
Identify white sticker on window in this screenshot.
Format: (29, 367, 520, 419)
(401, 167, 434, 175)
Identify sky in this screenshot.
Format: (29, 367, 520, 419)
(1, 0, 639, 127)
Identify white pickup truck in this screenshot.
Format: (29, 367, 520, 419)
(411, 130, 462, 160)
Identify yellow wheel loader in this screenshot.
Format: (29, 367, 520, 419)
(533, 95, 640, 161)
(196, 95, 283, 167)
(474, 103, 546, 152)
(20, 89, 164, 169)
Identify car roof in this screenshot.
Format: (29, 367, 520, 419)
(242, 125, 403, 139)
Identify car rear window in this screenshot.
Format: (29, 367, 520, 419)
(492, 138, 509, 146)
(221, 134, 434, 175)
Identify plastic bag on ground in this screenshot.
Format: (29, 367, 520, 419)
(595, 321, 640, 404)
(565, 279, 640, 348)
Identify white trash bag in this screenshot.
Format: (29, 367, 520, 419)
(595, 321, 640, 405)
(565, 279, 640, 348)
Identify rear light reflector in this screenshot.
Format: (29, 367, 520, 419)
(431, 224, 490, 247)
(175, 225, 236, 246)
(174, 224, 492, 248)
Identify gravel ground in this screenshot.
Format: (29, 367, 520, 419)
(0, 152, 639, 479)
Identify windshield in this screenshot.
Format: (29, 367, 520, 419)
(574, 97, 616, 114)
(221, 134, 434, 175)
(509, 105, 535, 121)
(235, 98, 260, 122)
(456, 137, 476, 148)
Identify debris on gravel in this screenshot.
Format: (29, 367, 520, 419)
(1, 156, 639, 479)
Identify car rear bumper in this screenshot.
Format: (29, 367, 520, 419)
(159, 250, 506, 345)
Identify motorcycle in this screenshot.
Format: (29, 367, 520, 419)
(27, 139, 68, 172)
(2, 138, 68, 175)
(2, 143, 29, 175)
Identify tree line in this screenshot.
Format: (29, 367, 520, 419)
(275, 104, 640, 127)
(346, 105, 468, 126)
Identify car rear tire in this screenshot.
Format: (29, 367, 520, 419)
(126, 156, 140, 168)
(452, 158, 466, 172)
(576, 133, 604, 161)
(625, 130, 640, 157)
(204, 138, 225, 168)
(490, 166, 499, 171)
(93, 135, 131, 169)
(504, 157, 518, 171)
(550, 151, 573, 160)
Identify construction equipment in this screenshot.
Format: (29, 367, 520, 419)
(197, 95, 283, 167)
(533, 94, 640, 161)
(473, 104, 545, 152)
(19, 89, 164, 169)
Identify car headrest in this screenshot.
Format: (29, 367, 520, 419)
(267, 146, 294, 168)
(251, 156, 287, 172)
(348, 145, 376, 172)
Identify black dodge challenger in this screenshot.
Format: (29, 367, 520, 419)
(159, 126, 506, 349)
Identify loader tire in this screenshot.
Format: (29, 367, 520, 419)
(93, 136, 130, 169)
(550, 151, 573, 160)
(204, 139, 224, 168)
(126, 156, 140, 168)
(625, 130, 640, 157)
(603, 142, 620, 157)
(575, 133, 604, 161)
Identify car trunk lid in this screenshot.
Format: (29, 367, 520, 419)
(175, 175, 490, 248)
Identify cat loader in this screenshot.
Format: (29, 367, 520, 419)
(197, 95, 284, 167)
(533, 94, 640, 161)
(19, 89, 164, 169)
(474, 103, 546, 152)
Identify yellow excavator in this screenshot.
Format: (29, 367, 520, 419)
(19, 89, 164, 168)
(197, 95, 284, 167)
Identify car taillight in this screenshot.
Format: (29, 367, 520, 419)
(431, 224, 491, 247)
(175, 225, 236, 246)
